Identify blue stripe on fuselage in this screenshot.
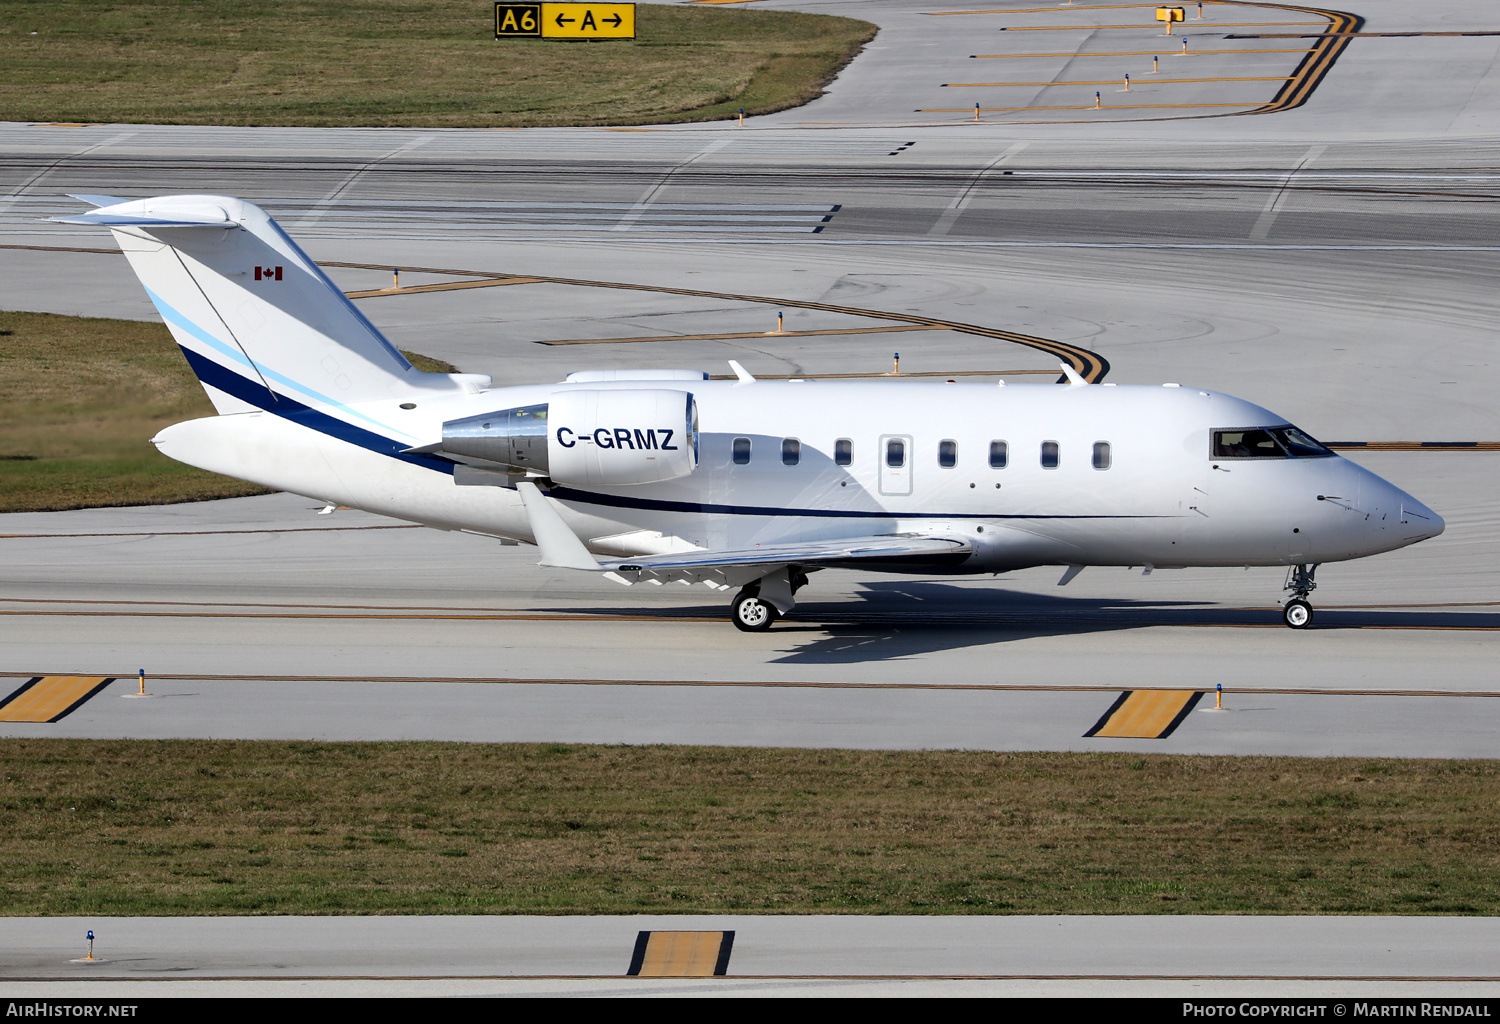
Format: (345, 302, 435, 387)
(146, 286, 416, 441)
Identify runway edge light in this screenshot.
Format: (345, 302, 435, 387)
(72, 930, 98, 964)
(123, 667, 153, 699)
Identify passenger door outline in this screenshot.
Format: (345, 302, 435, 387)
(879, 434, 913, 497)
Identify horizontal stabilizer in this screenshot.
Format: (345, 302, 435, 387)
(53, 196, 235, 227)
(53, 213, 235, 227)
(603, 534, 971, 573)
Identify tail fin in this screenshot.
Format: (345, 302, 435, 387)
(55, 194, 480, 417)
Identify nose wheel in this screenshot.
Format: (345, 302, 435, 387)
(1281, 563, 1319, 629)
(1282, 598, 1314, 629)
(731, 587, 777, 632)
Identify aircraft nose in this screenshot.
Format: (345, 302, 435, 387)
(1397, 490, 1445, 542)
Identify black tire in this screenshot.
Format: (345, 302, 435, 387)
(1283, 598, 1314, 629)
(731, 589, 777, 632)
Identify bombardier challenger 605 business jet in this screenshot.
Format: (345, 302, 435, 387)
(59, 194, 1444, 630)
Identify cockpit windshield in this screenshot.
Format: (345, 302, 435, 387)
(1274, 425, 1333, 457)
(1212, 425, 1333, 460)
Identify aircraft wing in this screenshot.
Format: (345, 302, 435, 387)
(602, 535, 972, 573)
(512, 480, 972, 589)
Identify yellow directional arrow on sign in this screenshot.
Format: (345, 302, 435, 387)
(542, 3, 635, 39)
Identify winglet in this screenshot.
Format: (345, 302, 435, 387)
(728, 360, 756, 385)
(516, 481, 602, 570)
(1060, 363, 1088, 386)
(67, 193, 132, 208)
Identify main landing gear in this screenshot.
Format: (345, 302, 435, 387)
(1282, 563, 1319, 629)
(729, 568, 809, 632)
(731, 587, 777, 632)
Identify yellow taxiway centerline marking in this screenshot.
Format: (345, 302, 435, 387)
(944, 77, 1293, 85)
(1328, 442, 1500, 451)
(7, 597, 1500, 614)
(953, 22, 1323, 29)
(0, 971, 1479, 982)
(345, 277, 544, 299)
(1239, 31, 1500, 38)
(0, 525, 420, 540)
(707, 369, 1057, 380)
(328, 262, 1109, 381)
(929, 2, 1271, 11)
(920, 102, 1258, 111)
(970, 49, 1313, 56)
(8, 673, 1500, 699)
(540, 325, 948, 345)
(1, 609, 1497, 632)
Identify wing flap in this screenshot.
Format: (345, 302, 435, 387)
(603, 534, 972, 573)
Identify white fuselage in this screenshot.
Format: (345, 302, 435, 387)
(153, 377, 1443, 573)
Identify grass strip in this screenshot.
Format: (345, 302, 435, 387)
(0, 310, 455, 512)
(0, 2, 876, 127)
(3, 739, 1498, 916)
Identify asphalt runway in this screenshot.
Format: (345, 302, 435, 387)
(3, 0, 1500, 994)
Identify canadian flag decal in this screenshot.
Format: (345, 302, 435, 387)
(254, 266, 283, 281)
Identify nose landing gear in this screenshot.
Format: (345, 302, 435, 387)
(1282, 563, 1319, 628)
(1283, 598, 1313, 628)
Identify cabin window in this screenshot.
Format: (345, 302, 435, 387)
(1093, 442, 1111, 470)
(782, 438, 800, 466)
(732, 437, 751, 465)
(938, 439, 957, 468)
(835, 438, 853, 466)
(886, 438, 906, 469)
(1041, 441, 1060, 469)
(989, 440, 1008, 469)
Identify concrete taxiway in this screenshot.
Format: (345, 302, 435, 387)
(1, 475, 1495, 754)
(0, 0, 1492, 767)
(3, 914, 1499, 998)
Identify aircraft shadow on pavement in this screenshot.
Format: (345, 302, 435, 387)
(777, 582, 1500, 665)
(772, 581, 1210, 665)
(557, 579, 1500, 666)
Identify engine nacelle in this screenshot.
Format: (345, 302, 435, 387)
(549, 389, 698, 486)
(440, 389, 697, 487)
